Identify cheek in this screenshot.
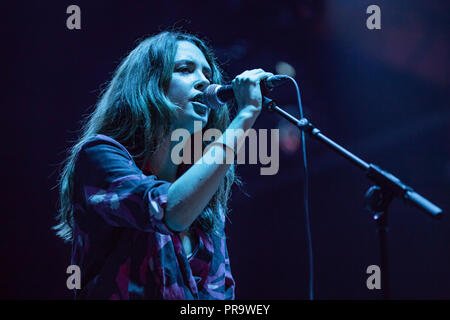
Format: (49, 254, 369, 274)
(167, 78, 188, 106)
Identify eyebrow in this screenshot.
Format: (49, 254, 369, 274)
(174, 59, 212, 76)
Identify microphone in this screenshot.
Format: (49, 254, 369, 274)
(202, 75, 289, 110)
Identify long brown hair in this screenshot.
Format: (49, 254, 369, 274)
(54, 31, 240, 242)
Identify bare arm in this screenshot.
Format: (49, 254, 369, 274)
(164, 69, 273, 231)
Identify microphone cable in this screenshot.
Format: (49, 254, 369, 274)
(284, 76, 315, 300)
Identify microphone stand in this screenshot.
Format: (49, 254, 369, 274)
(262, 97, 443, 299)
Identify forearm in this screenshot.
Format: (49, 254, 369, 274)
(164, 108, 258, 231)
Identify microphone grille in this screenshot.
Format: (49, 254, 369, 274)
(203, 84, 225, 110)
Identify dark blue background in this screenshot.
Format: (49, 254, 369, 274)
(2, 0, 449, 299)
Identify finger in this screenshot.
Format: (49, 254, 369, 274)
(252, 71, 274, 84)
(258, 72, 274, 81)
(235, 70, 267, 83)
(245, 69, 265, 77)
(236, 69, 264, 79)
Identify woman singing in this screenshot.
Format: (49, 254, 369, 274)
(54, 30, 272, 299)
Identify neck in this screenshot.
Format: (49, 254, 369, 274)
(144, 137, 179, 182)
(144, 130, 203, 182)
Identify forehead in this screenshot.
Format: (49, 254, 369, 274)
(174, 41, 210, 67)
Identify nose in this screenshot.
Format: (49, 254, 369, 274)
(194, 72, 210, 92)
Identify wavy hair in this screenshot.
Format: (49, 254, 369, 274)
(54, 31, 240, 242)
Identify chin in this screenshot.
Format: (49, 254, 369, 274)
(181, 117, 207, 135)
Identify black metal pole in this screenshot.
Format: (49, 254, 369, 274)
(364, 185, 393, 299)
(263, 97, 442, 218)
(263, 96, 442, 299)
(377, 211, 390, 300)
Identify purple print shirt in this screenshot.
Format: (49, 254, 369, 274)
(70, 134, 235, 299)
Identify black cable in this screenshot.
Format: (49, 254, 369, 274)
(286, 76, 314, 300)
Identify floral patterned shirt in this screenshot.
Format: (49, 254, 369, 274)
(70, 134, 235, 299)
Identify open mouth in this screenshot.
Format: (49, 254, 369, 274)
(191, 101, 209, 117)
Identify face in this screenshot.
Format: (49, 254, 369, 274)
(167, 40, 212, 134)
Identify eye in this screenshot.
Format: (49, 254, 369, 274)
(177, 66, 190, 73)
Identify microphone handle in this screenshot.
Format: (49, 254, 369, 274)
(217, 85, 235, 103)
(217, 75, 288, 103)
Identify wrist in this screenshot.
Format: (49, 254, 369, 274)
(235, 108, 260, 126)
(237, 105, 261, 118)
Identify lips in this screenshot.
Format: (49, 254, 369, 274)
(192, 101, 209, 116)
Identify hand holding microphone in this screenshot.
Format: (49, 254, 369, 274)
(231, 69, 273, 116)
(202, 69, 289, 114)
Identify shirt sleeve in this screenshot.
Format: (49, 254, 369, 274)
(218, 204, 235, 300)
(224, 239, 235, 300)
(74, 136, 174, 235)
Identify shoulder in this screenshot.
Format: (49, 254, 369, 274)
(78, 134, 133, 160)
(73, 134, 139, 179)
